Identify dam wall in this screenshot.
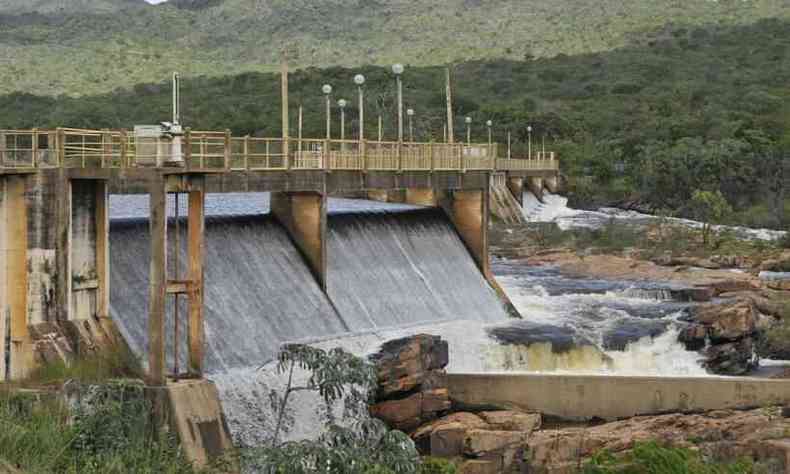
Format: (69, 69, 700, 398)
(448, 373, 790, 420)
(109, 205, 508, 373)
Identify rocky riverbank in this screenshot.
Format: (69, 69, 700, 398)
(368, 335, 790, 473)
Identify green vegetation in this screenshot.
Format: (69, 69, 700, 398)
(1, 0, 788, 96)
(689, 190, 733, 246)
(3, 17, 789, 228)
(0, 383, 197, 473)
(584, 441, 768, 474)
(243, 344, 421, 473)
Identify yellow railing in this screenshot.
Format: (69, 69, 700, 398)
(0, 128, 558, 173)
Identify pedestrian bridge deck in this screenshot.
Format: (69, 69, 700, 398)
(0, 128, 558, 174)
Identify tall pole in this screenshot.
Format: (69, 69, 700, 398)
(281, 60, 289, 140)
(527, 125, 533, 160)
(172, 72, 180, 125)
(445, 66, 454, 144)
(507, 131, 512, 159)
(339, 101, 346, 141)
(542, 134, 546, 158)
(407, 109, 414, 142)
(378, 115, 383, 142)
(322, 84, 333, 140)
(443, 124, 447, 143)
(466, 117, 472, 146)
(397, 76, 403, 142)
(355, 74, 366, 141)
(298, 105, 303, 156)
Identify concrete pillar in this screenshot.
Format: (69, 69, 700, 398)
(506, 177, 525, 206)
(70, 180, 110, 322)
(366, 189, 389, 203)
(148, 179, 168, 386)
(405, 188, 437, 207)
(527, 176, 544, 202)
(270, 192, 328, 291)
(441, 189, 490, 279)
(0, 176, 31, 380)
(544, 175, 560, 194)
(187, 191, 205, 376)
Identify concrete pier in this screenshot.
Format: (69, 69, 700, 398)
(506, 177, 525, 206)
(270, 192, 328, 291)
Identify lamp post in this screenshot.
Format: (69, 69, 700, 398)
(527, 125, 533, 160)
(378, 115, 383, 142)
(486, 120, 493, 145)
(338, 99, 347, 141)
(322, 84, 333, 140)
(542, 134, 546, 159)
(392, 63, 404, 142)
(354, 74, 365, 141)
(407, 108, 415, 142)
(507, 131, 512, 159)
(465, 116, 472, 145)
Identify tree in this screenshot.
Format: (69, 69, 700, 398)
(244, 344, 420, 474)
(689, 190, 732, 246)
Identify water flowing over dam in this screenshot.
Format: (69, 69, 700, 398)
(108, 194, 507, 373)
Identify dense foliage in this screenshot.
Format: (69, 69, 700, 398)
(3, 18, 789, 227)
(1, 0, 788, 95)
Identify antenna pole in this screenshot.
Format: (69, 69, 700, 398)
(445, 66, 454, 144)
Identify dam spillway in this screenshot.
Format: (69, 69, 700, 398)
(108, 194, 508, 373)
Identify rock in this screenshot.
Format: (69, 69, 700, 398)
(678, 323, 708, 351)
(524, 409, 786, 473)
(704, 338, 758, 375)
(693, 299, 757, 342)
(464, 430, 525, 456)
(370, 334, 448, 400)
(421, 388, 451, 415)
(430, 422, 467, 457)
(700, 280, 759, 296)
(768, 280, 790, 291)
(459, 459, 501, 474)
(670, 287, 714, 302)
(412, 412, 489, 453)
(478, 411, 541, 433)
(369, 392, 423, 432)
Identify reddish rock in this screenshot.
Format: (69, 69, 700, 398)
(478, 411, 541, 433)
(464, 430, 525, 456)
(412, 412, 489, 453)
(421, 388, 451, 414)
(768, 280, 790, 291)
(430, 422, 467, 457)
(458, 459, 501, 474)
(369, 392, 422, 431)
(693, 299, 757, 342)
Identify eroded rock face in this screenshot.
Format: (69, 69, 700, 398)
(524, 408, 789, 473)
(368, 334, 451, 432)
(682, 298, 760, 375)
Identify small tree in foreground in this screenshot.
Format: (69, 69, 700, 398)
(689, 190, 732, 246)
(243, 344, 420, 474)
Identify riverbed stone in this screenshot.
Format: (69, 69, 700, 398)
(479, 410, 541, 433)
(430, 422, 467, 457)
(704, 337, 757, 375)
(464, 429, 525, 456)
(412, 412, 489, 453)
(693, 299, 757, 342)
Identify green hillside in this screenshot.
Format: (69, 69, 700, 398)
(3, 18, 789, 228)
(1, 0, 789, 96)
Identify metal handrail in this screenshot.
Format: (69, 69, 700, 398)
(0, 128, 558, 173)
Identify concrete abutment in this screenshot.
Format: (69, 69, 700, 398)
(506, 177, 525, 206)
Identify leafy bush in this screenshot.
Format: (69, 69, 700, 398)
(419, 457, 458, 474)
(584, 441, 755, 474)
(242, 344, 421, 473)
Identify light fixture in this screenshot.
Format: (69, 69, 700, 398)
(392, 63, 404, 75)
(322, 84, 333, 95)
(354, 74, 366, 86)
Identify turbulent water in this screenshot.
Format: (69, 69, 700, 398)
(522, 192, 787, 241)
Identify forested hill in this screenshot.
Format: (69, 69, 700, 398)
(1, 0, 789, 96)
(3, 18, 789, 228)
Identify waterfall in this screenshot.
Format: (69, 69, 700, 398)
(108, 196, 507, 374)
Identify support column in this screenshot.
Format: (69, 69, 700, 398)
(441, 189, 490, 279)
(1, 176, 30, 380)
(405, 188, 438, 207)
(506, 177, 525, 206)
(270, 192, 327, 291)
(55, 174, 72, 323)
(527, 176, 544, 202)
(148, 178, 167, 386)
(187, 191, 205, 376)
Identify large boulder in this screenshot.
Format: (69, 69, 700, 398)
(368, 335, 451, 432)
(704, 338, 758, 376)
(692, 299, 758, 343)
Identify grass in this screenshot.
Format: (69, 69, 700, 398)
(0, 383, 198, 473)
(584, 441, 765, 474)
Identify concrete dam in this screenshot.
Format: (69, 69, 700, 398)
(108, 195, 507, 373)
